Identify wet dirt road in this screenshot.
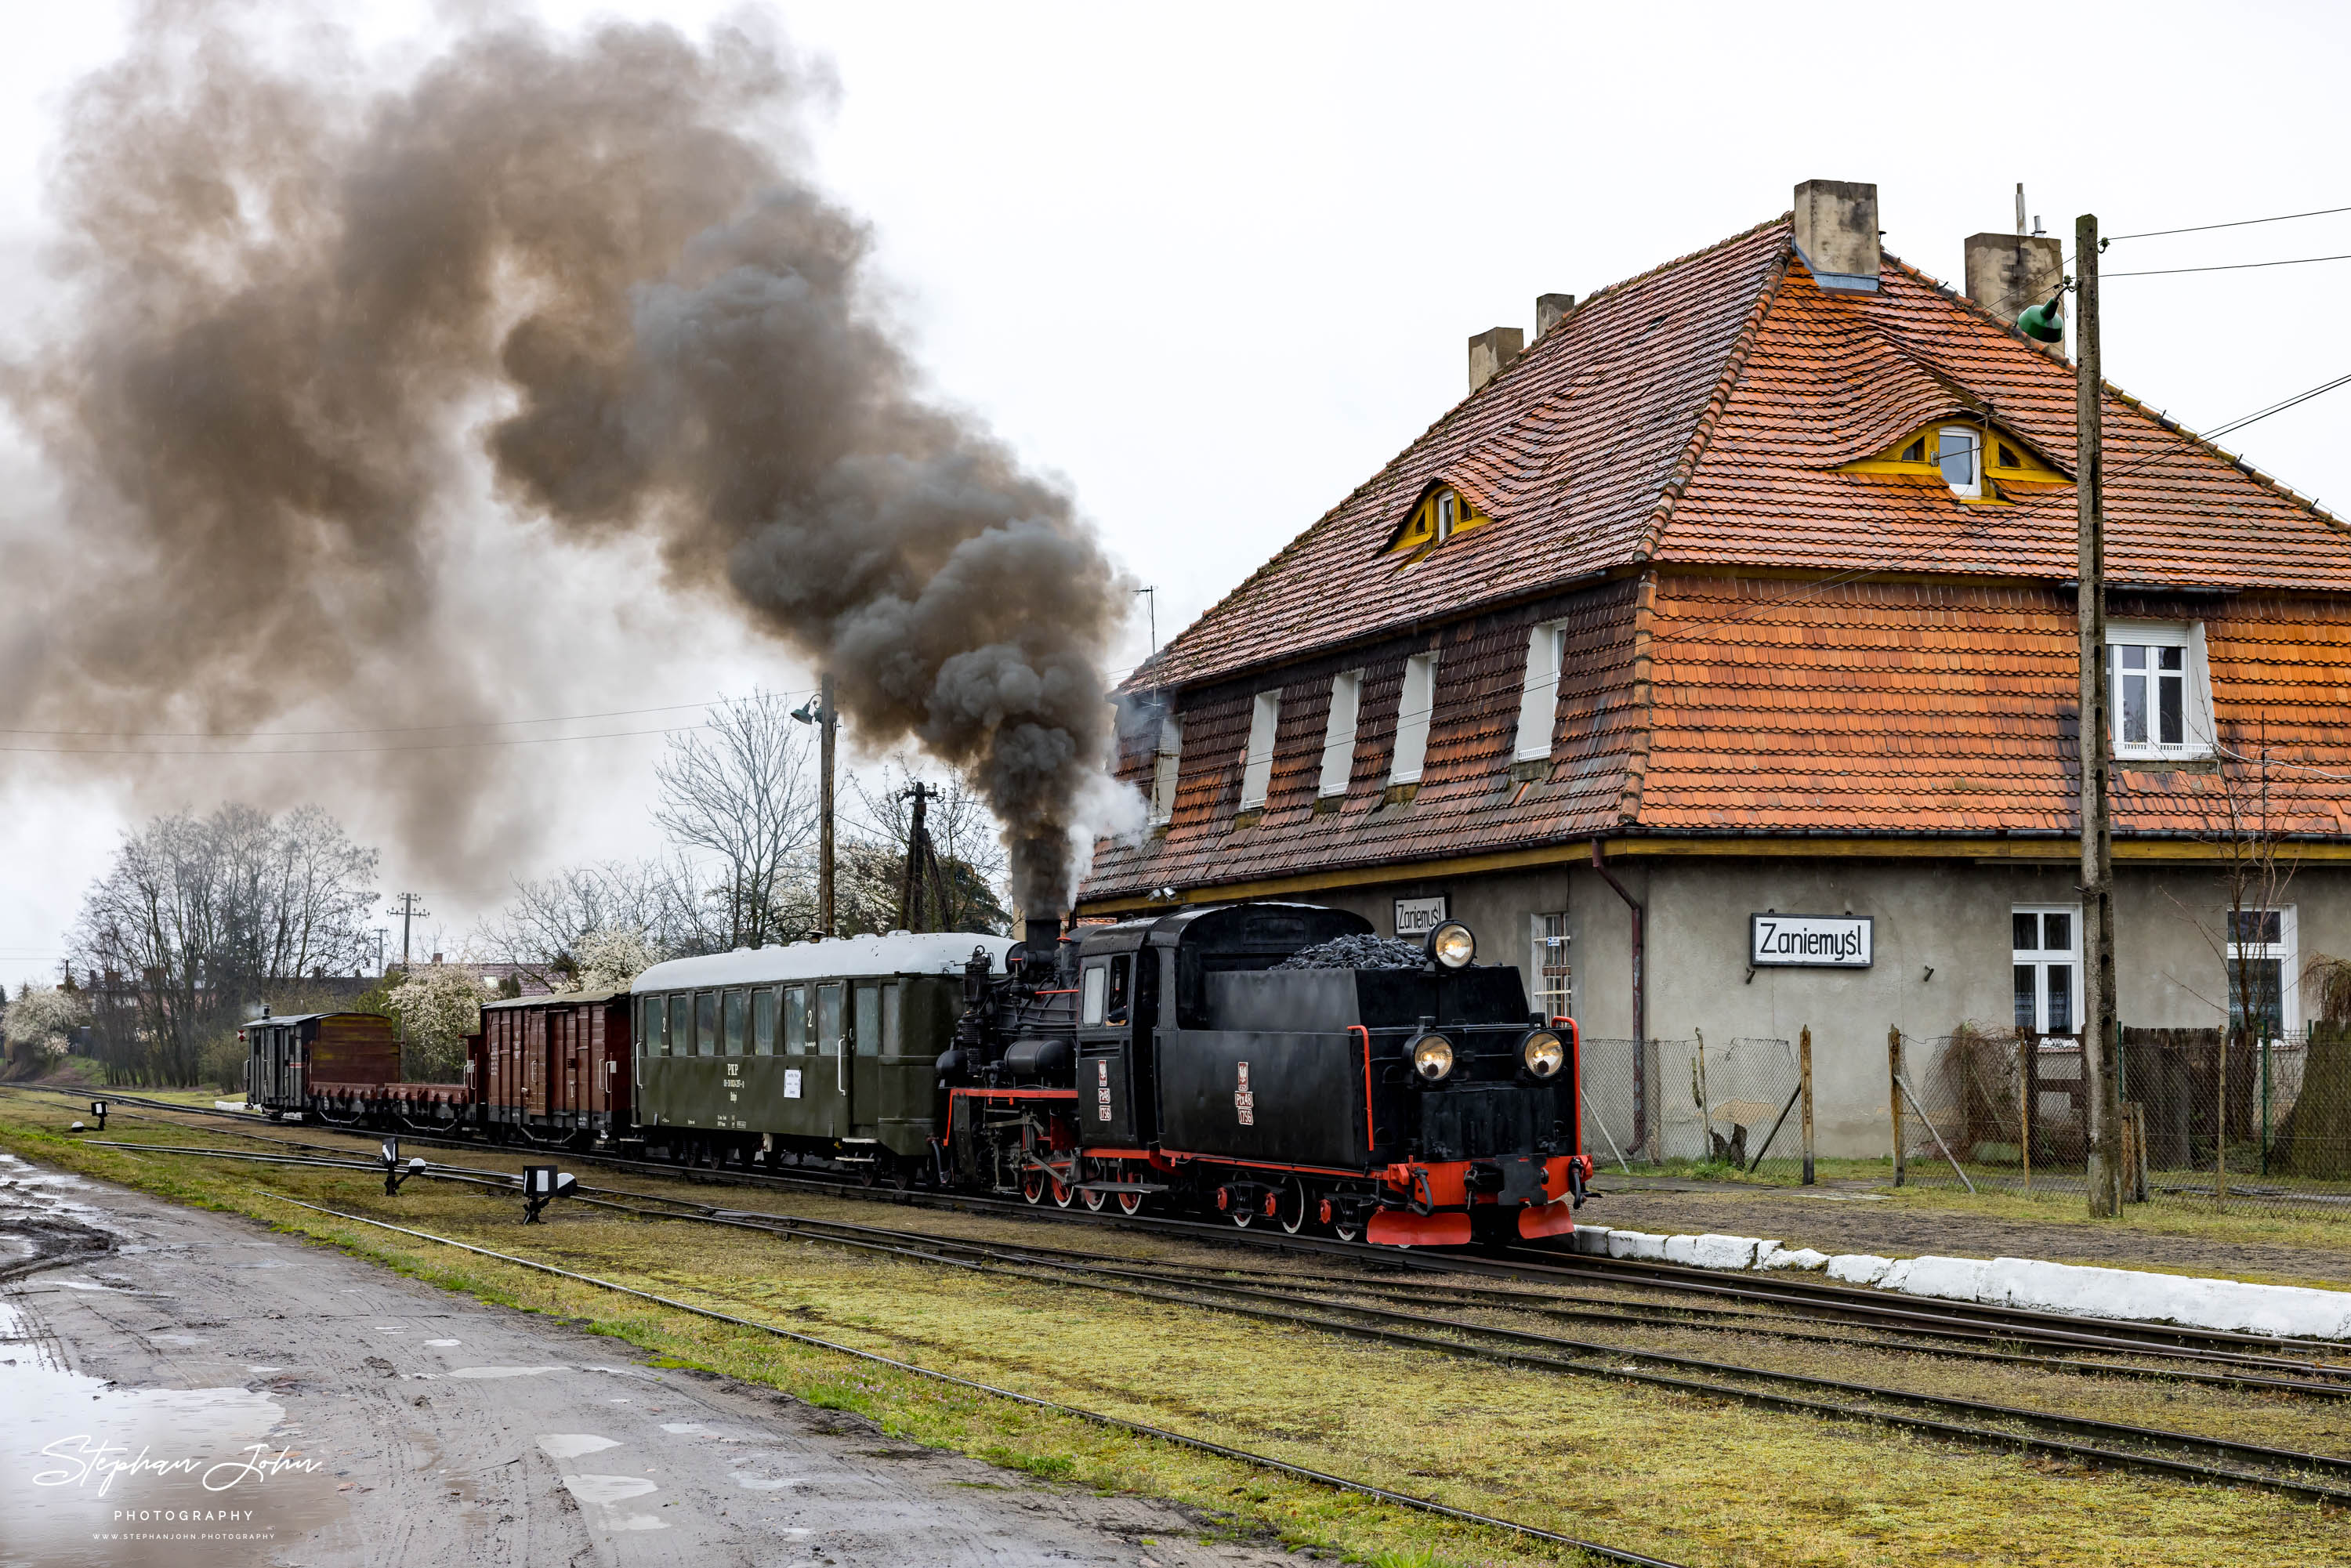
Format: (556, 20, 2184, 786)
(0, 1154, 1312, 1568)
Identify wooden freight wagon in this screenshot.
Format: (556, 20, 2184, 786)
(243, 1012, 401, 1120)
(476, 987, 634, 1144)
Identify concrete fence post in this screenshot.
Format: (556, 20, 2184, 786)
(1799, 1026, 1816, 1186)
(1889, 1025, 1906, 1187)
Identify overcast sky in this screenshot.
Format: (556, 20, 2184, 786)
(4, 0, 2348, 990)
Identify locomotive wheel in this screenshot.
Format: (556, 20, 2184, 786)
(1277, 1178, 1310, 1236)
(1021, 1171, 1045, 1204)
(1116, 1171, 1145, 1216)
(1052, 1174, 1075, 1208)
(1081, 1183, 1107, 1211)
(1332, 1222, 1361, 1243)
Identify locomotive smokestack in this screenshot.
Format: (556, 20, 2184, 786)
(1023, 911, 1063, 947)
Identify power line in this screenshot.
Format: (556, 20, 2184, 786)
(0, 722, 701, 759)
(2106, 251, 2351, 278)
(2107, 204, 2351, 241)
(0, 690, 816, 741)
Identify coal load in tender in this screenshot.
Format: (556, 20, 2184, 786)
(1273, 934, 1429, 971)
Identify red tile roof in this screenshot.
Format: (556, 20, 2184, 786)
(1130, 217, 2351, 697)
(1081, 213, 2351, 906)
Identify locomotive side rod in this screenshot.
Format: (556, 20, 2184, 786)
(259, 1194, 1694, 1568)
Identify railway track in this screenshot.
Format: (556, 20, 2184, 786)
(20, 1085, 2351, 1386)
(50, 1127, 2351, 1508)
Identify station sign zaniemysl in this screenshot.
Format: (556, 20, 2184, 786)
(1749, 913, 1873, 969)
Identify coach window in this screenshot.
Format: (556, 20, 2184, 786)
(643, 996, 666, 1057)
(853, 984, 882, 1058)
(817, 983, 844, 1056)
(1107, 956, 1131, 1024)
(1081, 962, 1108, 1026)
(881, 983, 904, 1057)
(753, 988, 777, 1056)
(695, 991, 719, 1056)
(668, 994, 690, 1057)
(723, 990, 748, 1056)
(784, 985, 808, 1052)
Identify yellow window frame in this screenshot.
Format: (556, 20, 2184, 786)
(1837, 418, 2067, 505)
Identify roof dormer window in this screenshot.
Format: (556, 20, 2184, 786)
(1937, 425, 1981, 498)
(1840, 418, 2067, 505)
(1389, 483, 1491, 560)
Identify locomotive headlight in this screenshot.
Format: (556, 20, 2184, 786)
(1520, 1030, 1566, 1080)
(1411, 1033, 1457, 1083)
(1427, 921, 1477, 969)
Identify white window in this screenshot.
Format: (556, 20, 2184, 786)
(2226, 906, 2298, 1043)
(1436, 491, 1460, 542)
(1318, 672, 1362, 798)
(2012, 905, 2082, 1036)
(1149, 715, 1181, 826)
(1531, 912, 1571, 1020)
(1512, 621, 1568, 762)
(1239, 690, 1281, 810)
(1390, 653, 1439, 787)
(1937, 424, 1981, 498)
(1080, 962, 1107, 1027)
(2106, 621, 2213, 759)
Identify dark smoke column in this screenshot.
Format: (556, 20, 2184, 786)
(5, 12, 1133, 911)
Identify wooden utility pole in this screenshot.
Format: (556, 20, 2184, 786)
(388, 893, 429, 973)
(2076, 214, 2124, 1219)
(898, 780, 938, 933)
(817, 673, 837, 940)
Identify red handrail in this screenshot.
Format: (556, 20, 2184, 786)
(1350, 1025, 1374, 1153)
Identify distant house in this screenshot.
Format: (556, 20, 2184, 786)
(1078, 179, 2351, 1153)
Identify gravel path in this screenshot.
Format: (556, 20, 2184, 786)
(0, 1156, 1315, 1568)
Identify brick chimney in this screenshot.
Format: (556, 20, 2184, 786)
(1468, 326, 1524, 393)
(1535, 292, 1577, 336)
(1964, 232, 2064, 339)
(1791, 179, 1881, 293)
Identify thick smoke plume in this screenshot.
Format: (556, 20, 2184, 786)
(3, 5, 1128, 913)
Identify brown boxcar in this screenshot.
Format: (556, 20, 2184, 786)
(243, 1012, 401, 1119)
(477, 988, 633, 1143)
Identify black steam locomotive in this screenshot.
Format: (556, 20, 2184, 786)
(937, 902, 1591, 1246)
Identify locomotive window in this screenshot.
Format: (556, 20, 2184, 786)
(817, 984, 843, 1057)
(696, 992, 719, 1057)
(1081, 963, 1107, 1026)
(881, 983, 904, 1057)
(853, 985, 881, 1058)
(753, 989, 776, 1056)
(784, 986, 808, 1052)
(1107, 955, 1130, 1023)
(723, 990, 748, 1056)
(669, 994, 690, 1056)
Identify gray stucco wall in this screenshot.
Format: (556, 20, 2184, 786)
(1274, 855, 2349, 1157)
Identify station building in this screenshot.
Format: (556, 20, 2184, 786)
(1075, 179, 2351, 1156)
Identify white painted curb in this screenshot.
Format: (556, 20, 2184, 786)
(1567, 1225, 2351, 1341)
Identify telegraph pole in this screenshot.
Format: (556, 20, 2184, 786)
(818, 673, 837, 940)
(899, 780, 936, 932)
(388, 893, 430, 974)
(2076, 213, 2123, 1219)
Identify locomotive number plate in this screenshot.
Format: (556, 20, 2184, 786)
(1234, 1061, 1255, 1126)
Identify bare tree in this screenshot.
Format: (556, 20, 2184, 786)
(67, 804, 380, 1085)
(654, 692, 820, 950)
(841, 765, 1012, 936)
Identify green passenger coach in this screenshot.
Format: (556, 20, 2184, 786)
(628, 932, 1017, 1176)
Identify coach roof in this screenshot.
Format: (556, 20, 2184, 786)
(632, 932, 1018, 994)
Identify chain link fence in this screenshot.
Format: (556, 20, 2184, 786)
(1580, 1035, 1802, 1180)
(1890, 1025, 2351, 1217)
